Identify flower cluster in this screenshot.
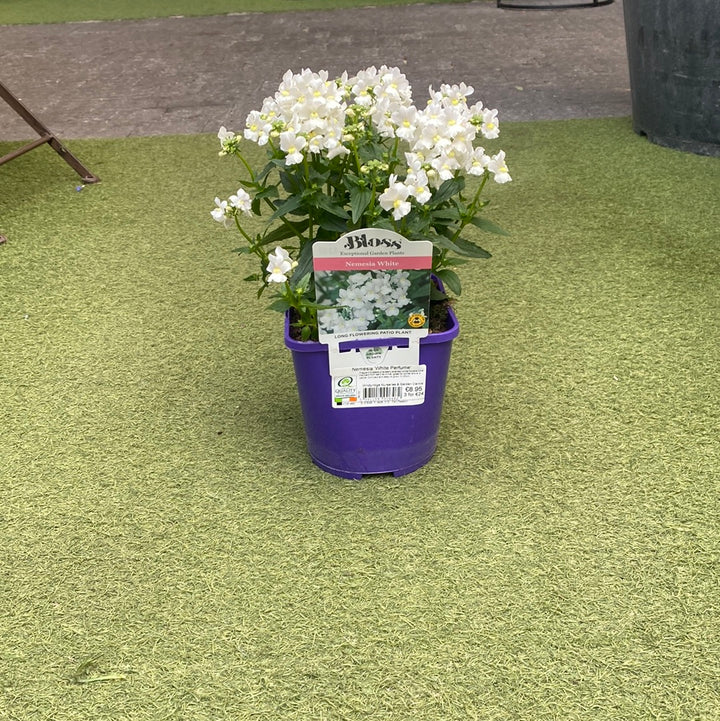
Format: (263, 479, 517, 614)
(317, 270, 417, 335)
(210, 187, 252, 228)
(210, 66, 512, 341)
(213, 66, 510, 227)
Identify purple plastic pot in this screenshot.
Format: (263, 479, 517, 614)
(284, 307, 459, 479)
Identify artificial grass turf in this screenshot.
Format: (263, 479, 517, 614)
(0, 0, 477, 26)
(1, 118, 719, 719)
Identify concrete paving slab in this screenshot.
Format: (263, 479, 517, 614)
(0, 1, 630, 141)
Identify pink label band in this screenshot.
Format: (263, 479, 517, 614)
(313, 256, 433, 272)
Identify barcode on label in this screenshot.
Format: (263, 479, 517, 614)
(362, 385, 403, 400)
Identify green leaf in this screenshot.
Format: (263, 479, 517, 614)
(469, 216, 510, 236)
(289, 243, 315, 290)
(430, 177, 465, 207)
(256, 160, 278, 182)
(259, 218, 310, 246)
(371, 216, 395, 232)
(316, 213, 350, 233)
(300, 325, 312, 341)
(436, 268, 462, 295)
(254, 185, 279, 201)
(452, 236, 492, 258)
(231, 246, 252, 254)
(426, 231, 491, 259)
(268, 194, 304, 223)
(243, 273, 262, 282)
(350, 187, 372, 224)
(308, 165, 331, 186)
(267, 298, 291, 313)
(343, 173, 363, 190)
(430, 207, 462, 222)
(428, 233, 462, 254)
(280, 170, 303, 195)
(430, 284, 448, 301)
(313, 194, 350, 220)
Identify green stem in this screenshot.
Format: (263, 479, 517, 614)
(233, 215, 255, 245)
(365, 180, 377, 225)
(234, 149, 256, 183)
(450, 172, 489, 242)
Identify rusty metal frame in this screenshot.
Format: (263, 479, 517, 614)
(0, 80, 99, 183)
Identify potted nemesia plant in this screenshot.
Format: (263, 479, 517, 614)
(212, 65, 511, 341)
(211, 66, 512, 479)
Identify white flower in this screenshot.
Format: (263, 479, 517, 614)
(217, 126, 236, 156)
(468, 146, 489, 176)
(430, 153, 459, 182)
(414, 119, 452, 154)
(481, 108, 500, 139)
(469, 100, 484, 117)
(439, 106, 467, 139)
(306, 133, 324, 154)
(244, 110, 271, 146)
(210, 197, 234, 228)
(378, 175, 412, 220)
(487, 150, 512, 184)
(439, 82, 474, 105)
(211, 197, 227, 222)
(338, 284, 368, 309)
(376, 66, 413, 105)
(323, 120, 350, 158)
(218, 126, 234, 144)
(349, 66, 379, 106)
(228, 188, 252, 215)
(266, 246, 296, 284)
(405, 169, 432, 204)
(390, 105, 418, 141)
(279, 131, 307, 165)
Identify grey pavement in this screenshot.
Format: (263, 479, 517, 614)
(0, 1, 630, 141)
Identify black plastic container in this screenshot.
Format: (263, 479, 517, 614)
(623, 0, 719, 156)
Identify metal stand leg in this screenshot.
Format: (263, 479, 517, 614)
(0, 80, 99, 183)
(497, 0, 613, 8)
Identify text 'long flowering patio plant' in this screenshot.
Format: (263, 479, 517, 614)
(211, 66, 511, 340)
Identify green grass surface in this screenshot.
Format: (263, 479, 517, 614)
(0, 0, 475, 26)
(1, 119, 719, 719)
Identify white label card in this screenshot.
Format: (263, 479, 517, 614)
(313, 228, 433, 344)
(331, 365, 427, 408)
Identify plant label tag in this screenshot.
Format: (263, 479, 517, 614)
(331, 365, 427, 408)
(313, 228, 433, 344)
(313, 228, 433, 409)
